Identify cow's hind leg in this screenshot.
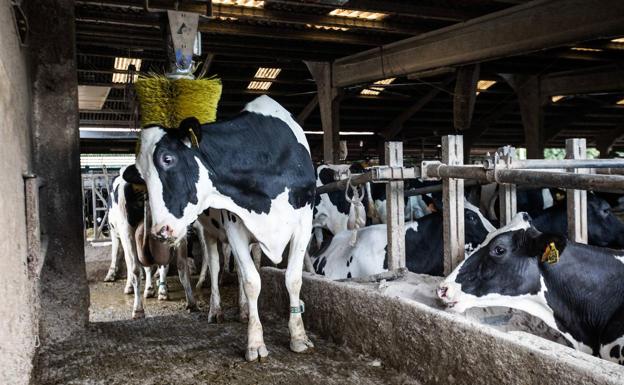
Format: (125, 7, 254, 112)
(104, 231, 121, 281)
(123, 226, 144, 319)
(225, 219, 267, 362)
(176, 239, 198, 312)
(144, 266, 155, 298)
(157, 264, 169, 300)
(206, 235, 224, 323)
(286, 213, 314, 353)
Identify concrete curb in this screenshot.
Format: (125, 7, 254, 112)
(260, 267, 624, 385)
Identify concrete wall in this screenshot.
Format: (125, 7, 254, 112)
(27, 0, 90, 343)
(260, 268, 624, 385)
(0, 1, 38, 383)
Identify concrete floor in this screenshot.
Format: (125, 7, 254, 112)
(35, 245, 421, 385)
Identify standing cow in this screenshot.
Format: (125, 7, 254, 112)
(124, 95, 316, 361)
(106, 168, 198, 318)
(438, 212, 624, 364)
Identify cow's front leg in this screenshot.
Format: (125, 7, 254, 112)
(286, 216, 314, 353)
(104, 231, 121, 281)
(226, 220, 267, 362)
(176, 239, 198, 312)
(143, 266, 155, 298)
(157, 264, 169, 300)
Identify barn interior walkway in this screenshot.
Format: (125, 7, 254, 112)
(34, 246, 420, 385)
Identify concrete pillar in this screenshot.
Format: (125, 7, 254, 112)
(27, 0, 89, 341)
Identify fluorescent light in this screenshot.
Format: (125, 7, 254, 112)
(360, 78, 395, 96)
(612, 38, 624, 43)
(551, 95, 565, 103)
(247, 67, 281, 91)
(617, 98, 624, 105)
(78, 86, 111, 110)
(79, 127, 140, 132)
(112, 57, 142, 83)
(212, 0, 264, 8)
(306, 24, 349, 32)
(81, 154, 136, 167)
(329, 9, 387, 20)
(304, 131, 375, 136)
(476, 80, 496, 95)
(253, 67, 281, 79)
(571, 47, 603, 52)
(247, 81, 273, 91)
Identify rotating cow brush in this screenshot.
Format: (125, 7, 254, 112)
(134, 75, 222, 130)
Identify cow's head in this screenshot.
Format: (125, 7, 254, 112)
(587, 194, 624, 248)
(437, 212, 565, 314)
(126, 119, 206, 244)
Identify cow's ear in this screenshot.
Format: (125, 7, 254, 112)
(525, 228, 566, 261)
(179, 117, 202, 148)
(123, 164, 145, 185)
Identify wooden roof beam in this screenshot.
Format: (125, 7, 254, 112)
(332, 0, 624, 87)
(541, 65, 624, 96)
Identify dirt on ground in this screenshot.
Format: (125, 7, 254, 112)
(35, 245, 421, 385)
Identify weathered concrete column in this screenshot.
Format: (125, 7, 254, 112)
(27, 0, 89, 341)
(304, 61, 341, 163)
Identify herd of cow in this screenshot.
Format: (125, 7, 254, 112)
(101, 95, 624, 365)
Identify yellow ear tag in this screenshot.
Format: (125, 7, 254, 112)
(541, 242, 559, 264)
(188, 128, 199, 148)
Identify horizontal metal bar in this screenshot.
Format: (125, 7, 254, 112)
(404, 180, 480, 198)
(423, 163, 624, 193)
(509, 159, 624, 170)
(315, 166, 418, 195)
(595, 168, 624, 176)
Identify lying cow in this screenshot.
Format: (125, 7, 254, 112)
(438, 212, 624, 364)
(312, 201, 495, 279)
(125, 95, 316, 361)
(532, 193, 624, 249)
(107, 168, 198, 318)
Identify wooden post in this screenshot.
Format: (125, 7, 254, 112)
(385, 142, 405, 270)
(453, 64, 479, 131)
(566, 138, 588, 244)
(498, 184, 517, 225)
(513, 75, 544, 159)
(442, 136, 464, 276)
(497, 147, 517, 226)
(304, 61, 340, 163)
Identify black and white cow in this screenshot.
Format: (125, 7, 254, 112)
(106, 168, 199, 318)
(438, 212, 624, 364)
(312, 201, 495, 279)
(312, 163, 371, 249)
(125, 95, 316, 361)
(532, 193, 624, 249)
(105, 170, 168, 299)
(369, 179, 439, 225)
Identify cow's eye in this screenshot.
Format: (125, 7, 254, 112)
(493, 246, 505, 256)
(160, 153, 176, 168)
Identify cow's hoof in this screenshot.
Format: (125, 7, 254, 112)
(103, 269, 117, 282)
(290, 337, 314, 353)
(207, 307, 224, 324)
(144, 286, 155, 298)
(132, 309, 145, 319)
(186, 303, 199, 313)
(124, 285, 134, 295)
(245, 345, 269, 362)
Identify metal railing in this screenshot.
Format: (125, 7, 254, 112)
(315, 136, 624, 276)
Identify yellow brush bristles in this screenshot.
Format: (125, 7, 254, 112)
(134, 75, 222, 128)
